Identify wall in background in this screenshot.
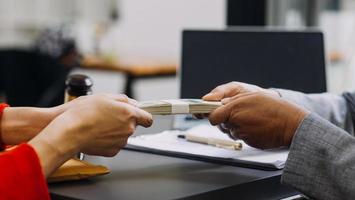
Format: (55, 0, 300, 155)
(0, 0, 114, 48)
(2, 0, 355, 96)
(99, 0, 226, 66)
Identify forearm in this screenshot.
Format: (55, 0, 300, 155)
(1, 107, 61, 145)
(276, 89, 353, 133)
(282, 113, 355, 199)
(28, 115, 79, 177)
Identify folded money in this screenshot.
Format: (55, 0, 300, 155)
(138, 99, 222, 115)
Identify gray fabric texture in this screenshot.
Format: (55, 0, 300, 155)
(276, 89, 355, 199)
(281, 113, 355, 200)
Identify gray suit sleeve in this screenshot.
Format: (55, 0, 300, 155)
(281, 113, 355, 200)
(276, 89, 354, 134)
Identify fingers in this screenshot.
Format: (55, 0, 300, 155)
(108, 97, 153, 128)
(202, 82, 244, 101)
(193, 113, 209, 119)
(208, 93, 249, 125)
(131, 106, 153, 128)
(203, 92, 224, 101)
(208, 103, 233, 125)
(217, 123, 230, 134)
(102, 94, 138, 106)
(104, 94, 156, 128)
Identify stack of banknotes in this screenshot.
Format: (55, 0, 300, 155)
(138, 99, 222, 115)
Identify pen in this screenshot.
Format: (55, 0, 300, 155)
(178, 134, 242, 150)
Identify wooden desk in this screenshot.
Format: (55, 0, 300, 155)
(81, 56, 177, 97)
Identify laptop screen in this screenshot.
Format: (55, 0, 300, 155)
(180, 29, 327, 99)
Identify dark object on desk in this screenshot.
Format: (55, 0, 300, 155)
(65, 74, 93, 102)
(0, 50, 71, 107)
(65, 74, 93, 160)
(180, 29, 327, 98)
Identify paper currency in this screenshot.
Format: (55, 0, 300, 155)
(138, 99, 222, 115)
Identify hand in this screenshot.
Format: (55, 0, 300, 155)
(196, 82, 280, 136)
(208, 92, 309, 149)
(195, 82, 279, 121)
(202, 81, 280, 101)
(28, 94, 153, 176)
(1, 94, 134, 145)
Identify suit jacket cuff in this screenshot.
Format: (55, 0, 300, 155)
(281, 113, 351, 199)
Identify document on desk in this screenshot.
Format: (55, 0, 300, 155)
(127, 125, 289, 170)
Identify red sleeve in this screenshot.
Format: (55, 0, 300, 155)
(0, 104, 50, 199)
(0, 103, 9, 150)
(0, 144, 50, 200)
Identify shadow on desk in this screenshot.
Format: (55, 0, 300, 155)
(182, 175, 299, 200)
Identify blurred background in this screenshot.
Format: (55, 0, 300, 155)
(1, 0, 355, 106)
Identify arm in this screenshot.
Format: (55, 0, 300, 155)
(277, 89, 354, 133)
(0, 144, 50, 200)
(202, 81, 354, 134)
(282, 113, 355, 200)
(0, 104, 50, 200)
(0, 95, 152, 200)
(1, 106, 61, 145)
(203, 83, 355, 198)
(28, 95, 152, 177)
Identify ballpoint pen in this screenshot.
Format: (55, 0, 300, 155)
(178, 134, 242, 150)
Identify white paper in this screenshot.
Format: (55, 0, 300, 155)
(128, 125, 289, 169)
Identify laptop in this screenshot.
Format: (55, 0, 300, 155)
(174, 28, 327, 130)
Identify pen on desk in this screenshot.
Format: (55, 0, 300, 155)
(177, 134, 242, 150)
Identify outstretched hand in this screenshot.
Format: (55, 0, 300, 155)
(28, 94, 153, 177)
(208, 92, 308, 149)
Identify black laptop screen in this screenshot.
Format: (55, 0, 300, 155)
(180, 30, 327, 98)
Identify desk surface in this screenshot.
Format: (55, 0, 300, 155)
(49, 116, 298, 200)
(81, 56, 177, 77)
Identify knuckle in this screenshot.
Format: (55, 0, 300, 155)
(121, 107, 135, 118)
(120, 94, 129, 100)
(118, 94, 129, 103)
(231, 81, 239, 86)
(231, 82, 242, 90)
(91, 95, 105, 102)
(215, 85, 224, 91)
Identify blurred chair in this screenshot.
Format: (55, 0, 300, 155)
(0, 27, 80, 107)
(0, 49, 71, 107)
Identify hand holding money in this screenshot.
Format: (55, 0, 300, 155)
(138, 99, 222, 115)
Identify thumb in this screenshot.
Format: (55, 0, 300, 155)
(203, 92, 224, 101)
(132, 107, 153, 128)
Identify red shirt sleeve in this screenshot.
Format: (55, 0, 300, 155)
(0, 144, 50, 200)
(0, 104, 50, 200)
(0, 103, 9, 150)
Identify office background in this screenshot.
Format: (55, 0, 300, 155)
(1, 0, 355, 100)
(1, 1, 354, 199)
